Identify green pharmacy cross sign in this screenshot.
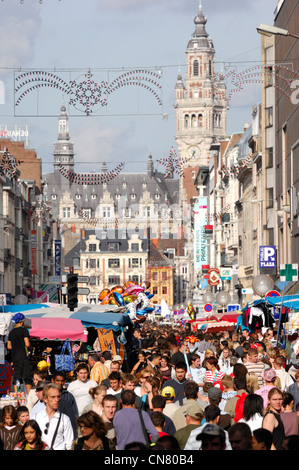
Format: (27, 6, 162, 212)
(280, 264, 298, 282)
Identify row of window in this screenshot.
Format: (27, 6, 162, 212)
(151, 272, 168, 281)
(62, 205, 169, 220)
(85, 275, 142, 286)
(87, 243, 141, 252)
(183, 112, 222, 128)
(85, 258, 143, 269)
(152, 286, 168, 295)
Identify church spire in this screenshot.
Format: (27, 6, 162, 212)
(58, 99, 70, 141)
(187, 3, 214, 52)
(53, 101, 75, 188)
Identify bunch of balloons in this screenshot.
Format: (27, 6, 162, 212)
(98, 281, 155, 323)
(187, 302, 196, 321)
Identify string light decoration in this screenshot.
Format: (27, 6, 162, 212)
(15, 69, 162, 115)
(1, 1, 63, 4)
(0, 149, 22, 179)
(157, 147, 191, 178)
(58, 162, 125, 184)
(30, 201, 51, 224)
(211, 64, 299, 106)
(218, 154, 252, 178)
(206, 204, 231, 222)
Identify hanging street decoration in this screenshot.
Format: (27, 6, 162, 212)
(211, 64, 299, 107)
(157, 147, 192, 178)
(78, 209, 125, 228)
(206, 204, 230, 221)
(0, 149, 23, 179)
(30, 201, 51, 224)
(15, 69, 162, 116)
(218, 154, 252, 178)
(58, 161, 125, 184)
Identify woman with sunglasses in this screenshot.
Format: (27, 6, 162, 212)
(72, 411, 115, 450)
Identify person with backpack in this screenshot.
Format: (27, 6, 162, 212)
(224, 375, 248, 425)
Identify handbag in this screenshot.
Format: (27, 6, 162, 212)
(55, 341, 76, 372)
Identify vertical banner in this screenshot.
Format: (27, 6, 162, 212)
(194, 197, 208, 270)
(31, 230, 37, 275)
(54, 240, 62, 276)
(97, 328, 117, 356)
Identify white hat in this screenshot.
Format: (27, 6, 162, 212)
(113, 355, 122, 362)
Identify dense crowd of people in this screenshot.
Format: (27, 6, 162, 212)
(1, 311, 299, 451)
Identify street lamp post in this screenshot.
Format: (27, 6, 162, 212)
(216, 290, 231, 314)
(252, 274, 274, 299)
(257, 23, 299, 39)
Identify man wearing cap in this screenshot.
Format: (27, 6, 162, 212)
(161, 386, 180, 419)
(29, 381, 49, 417)
(7, 312, 33, 395)
(174, 403, 204, 449)
(207, 387, 231, 429)
(196, 423, 226, 450)
(255, 368, 277, 410)
(184, 404, 232, 450)
(171, 381, 204, 431)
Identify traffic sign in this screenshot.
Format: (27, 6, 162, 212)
(265, 290, 281, 298)
(227, 304, 240, 312)
(204, 303, 213, 312)
(78, 276, 90, 283)
(78, 287, 90, 295)
(62, 286, 90, 296)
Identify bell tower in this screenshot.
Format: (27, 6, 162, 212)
(53, 100, 75, 190)
(175, 4, 227, 203)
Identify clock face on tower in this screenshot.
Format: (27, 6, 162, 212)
(187, 146, 200, 161)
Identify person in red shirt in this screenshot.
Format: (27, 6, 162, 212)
(150, 411, 169, 438)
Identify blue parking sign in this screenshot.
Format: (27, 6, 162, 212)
(259, 246, 276, 269)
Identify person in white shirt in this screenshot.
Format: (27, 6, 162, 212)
(273, 357, 294, 391)
(106, 371, 123, 395)
(67, 363, 97, 416)
(187, 354, 206, 390)
(31, 383, 74, 450)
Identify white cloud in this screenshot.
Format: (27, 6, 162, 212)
(72, 118, 142, 170)
(0, 6, 41, 74)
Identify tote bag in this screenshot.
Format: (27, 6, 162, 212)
(55, 341, 76, 372)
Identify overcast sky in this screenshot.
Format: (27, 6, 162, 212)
(0, 0, 277, 174)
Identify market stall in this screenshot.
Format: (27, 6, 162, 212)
(4, 303, 135, 372)
(186, 318, 236, 334)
